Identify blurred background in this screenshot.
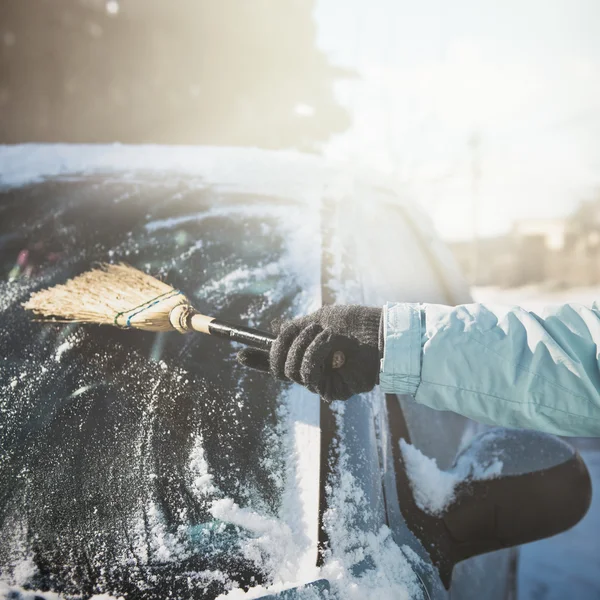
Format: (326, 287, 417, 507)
(2, 0, 600, 266)
(1, 1, 600, 598)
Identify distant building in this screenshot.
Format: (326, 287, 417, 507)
(450, 197, 600, 288)
(511, 218, 569, 286)
(450, 236, 517, 287)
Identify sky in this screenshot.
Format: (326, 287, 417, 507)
(314, 0, 600, 240)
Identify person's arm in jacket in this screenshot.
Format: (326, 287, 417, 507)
(237, 302, 600, 437)
(380, 302, 600, 437)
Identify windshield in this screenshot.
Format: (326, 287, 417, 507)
(0, 175, 321, 599)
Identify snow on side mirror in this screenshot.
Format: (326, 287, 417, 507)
(396, 428, 592, 589)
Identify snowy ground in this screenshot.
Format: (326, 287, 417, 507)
(473, 286, 600, 600)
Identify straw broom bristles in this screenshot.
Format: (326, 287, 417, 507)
(23, 263, 190, 332)
(23, 264, 342, 365)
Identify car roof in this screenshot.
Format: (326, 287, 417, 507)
(0, 144, 390, 200)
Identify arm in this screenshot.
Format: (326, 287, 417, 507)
(380, 302, 600, 437)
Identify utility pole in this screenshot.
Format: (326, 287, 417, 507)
(469, 132, 482, 284)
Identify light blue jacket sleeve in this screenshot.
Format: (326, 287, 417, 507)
(379, 301, 600, 437)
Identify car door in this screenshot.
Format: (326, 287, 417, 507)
(320, 183, 515, 599)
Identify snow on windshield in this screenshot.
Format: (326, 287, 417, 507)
(0, 175, 323, 598)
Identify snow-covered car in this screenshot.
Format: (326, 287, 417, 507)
(0, 145, 592, 600)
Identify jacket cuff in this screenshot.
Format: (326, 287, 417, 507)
(379, 302, 422, 395)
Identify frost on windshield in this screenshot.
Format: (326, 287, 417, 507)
(0, 176, 321, 599)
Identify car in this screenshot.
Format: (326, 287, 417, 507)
(0, 145, 591, 600)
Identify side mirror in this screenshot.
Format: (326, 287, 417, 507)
(396, 428, 592, 589)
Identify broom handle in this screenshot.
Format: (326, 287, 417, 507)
(209, 318, 276, 351)
(189, 313, 345, 368)
(189, 313, 275, 350)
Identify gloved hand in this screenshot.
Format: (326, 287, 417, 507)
(237, 305, 382, 401)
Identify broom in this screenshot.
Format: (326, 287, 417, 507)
(22, 263, 345, 367)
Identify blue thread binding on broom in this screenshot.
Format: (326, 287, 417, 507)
(113, 290, 183, 328)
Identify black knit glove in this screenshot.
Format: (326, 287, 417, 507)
(237, 305, 382, 401)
